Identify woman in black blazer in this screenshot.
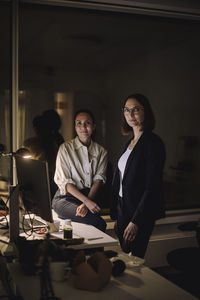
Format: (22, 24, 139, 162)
(111, 93, 165, 258)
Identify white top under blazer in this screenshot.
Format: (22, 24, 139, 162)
(118, 147, 132, 197)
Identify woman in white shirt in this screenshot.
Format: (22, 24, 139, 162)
(52, 109, 107, 232)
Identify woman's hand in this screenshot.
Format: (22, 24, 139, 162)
(123, 222, 138, 242)
(84, 198, 101, 214)
(66, 183, 101, 214)
(76, 203, 88, 217)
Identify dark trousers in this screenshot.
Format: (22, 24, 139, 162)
(115, 196, 155, 258)
(52, 189, 106, 232)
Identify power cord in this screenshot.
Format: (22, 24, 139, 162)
(0, 197, 9, 230)
(21, 212, 47, 237)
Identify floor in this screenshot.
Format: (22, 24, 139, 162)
(152, 265, 200, 299)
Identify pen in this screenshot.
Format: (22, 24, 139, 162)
(87, 237, 103, 241)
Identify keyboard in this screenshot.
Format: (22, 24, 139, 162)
(26, 218, 46, 228)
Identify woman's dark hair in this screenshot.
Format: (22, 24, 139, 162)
(32, 115, 43, 135)
(32, 109, 62, 135)
(42, 109, 62, 132)
(74, 109, 96, 123)
(121, 93, 155, 135)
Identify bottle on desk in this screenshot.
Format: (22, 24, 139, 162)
(63, 219, 73, 239)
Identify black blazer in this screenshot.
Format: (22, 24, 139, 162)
(111, 131, 166, 226)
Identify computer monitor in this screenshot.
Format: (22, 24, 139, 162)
(15, 156, 53, 223)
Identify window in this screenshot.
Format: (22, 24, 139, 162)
(4, 1, 200, 210)
(0, 2, 11, 206)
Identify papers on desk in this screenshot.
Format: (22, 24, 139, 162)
(50, 221, 118, 249)
(51, 222, 103, 241)
(72, 222, 104, 240)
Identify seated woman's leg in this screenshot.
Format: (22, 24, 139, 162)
(52, 195, 106, 232)
(75, 210, 106, 232)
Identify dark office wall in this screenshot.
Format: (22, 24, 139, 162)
(1, 3, 200, 209)
(104, 29, 200, 209)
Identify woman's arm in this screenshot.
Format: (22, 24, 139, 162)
(54, 144, 77, 195)
(88, 179, 102, 200)
(123, 222, 138, 242)
(131, 136, 166, 226)
(93, 149, 108, 184)
(69, 180, 103, 217)
(75, 179, 103, 217)
(123, 136, 165, 240)
(66, 183, 100, 214)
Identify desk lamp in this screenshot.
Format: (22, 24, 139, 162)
(0, 146, 31, 159)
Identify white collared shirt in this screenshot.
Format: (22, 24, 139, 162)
(54, 136, 108, 195)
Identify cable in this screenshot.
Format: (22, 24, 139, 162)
(21, 212, 34, 237)
(0, 239, 10, 245)
(5, 195, 10, 209)
(0, 212, 9, 230)
(21, 211, 47, 238)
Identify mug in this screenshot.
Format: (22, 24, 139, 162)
(49, 220, 60, 232)
(50, 261, 70, 282)
(53, 220, 60, 231)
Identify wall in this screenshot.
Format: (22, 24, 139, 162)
(104, 29, 200, 174)
(2, 3, 199, 209)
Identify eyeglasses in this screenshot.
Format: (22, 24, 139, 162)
(122, 106, 144, 115)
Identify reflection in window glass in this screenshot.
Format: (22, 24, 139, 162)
(0, 3, 11, 206)
(19, 4, 200, 210)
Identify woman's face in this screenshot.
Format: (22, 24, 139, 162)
(75, 112, 96, 145)
(123, 98, 144, 129)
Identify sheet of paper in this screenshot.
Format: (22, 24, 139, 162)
(72, 222, 104, 239)
(51, 222, 103, 240)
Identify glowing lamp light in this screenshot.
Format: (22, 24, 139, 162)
(0, 146, 32, 159)
(15, 148, 32, 159)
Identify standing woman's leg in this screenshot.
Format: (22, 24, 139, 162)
(114, 196, 155, 257)
(114, 196, 132, 253)
(115, 200, 132, 253)
(115, 217, 155, 257)
(130, 220, 155, 258)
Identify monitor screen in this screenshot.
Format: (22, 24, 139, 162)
(15, 156, 53, 223)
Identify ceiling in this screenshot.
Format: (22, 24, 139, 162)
(1, 3, 200, 72)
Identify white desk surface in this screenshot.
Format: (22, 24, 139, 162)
(8, 262, 198, 300)
(0, 220, 118, 257)
(50, 221, 118, 249)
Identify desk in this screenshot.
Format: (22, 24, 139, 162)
(7, 262, 198, 300)
(0, 220, 118, 259)
(50, 221, 118, 249)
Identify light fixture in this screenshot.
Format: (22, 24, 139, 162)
(0, 146, 31, 159)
